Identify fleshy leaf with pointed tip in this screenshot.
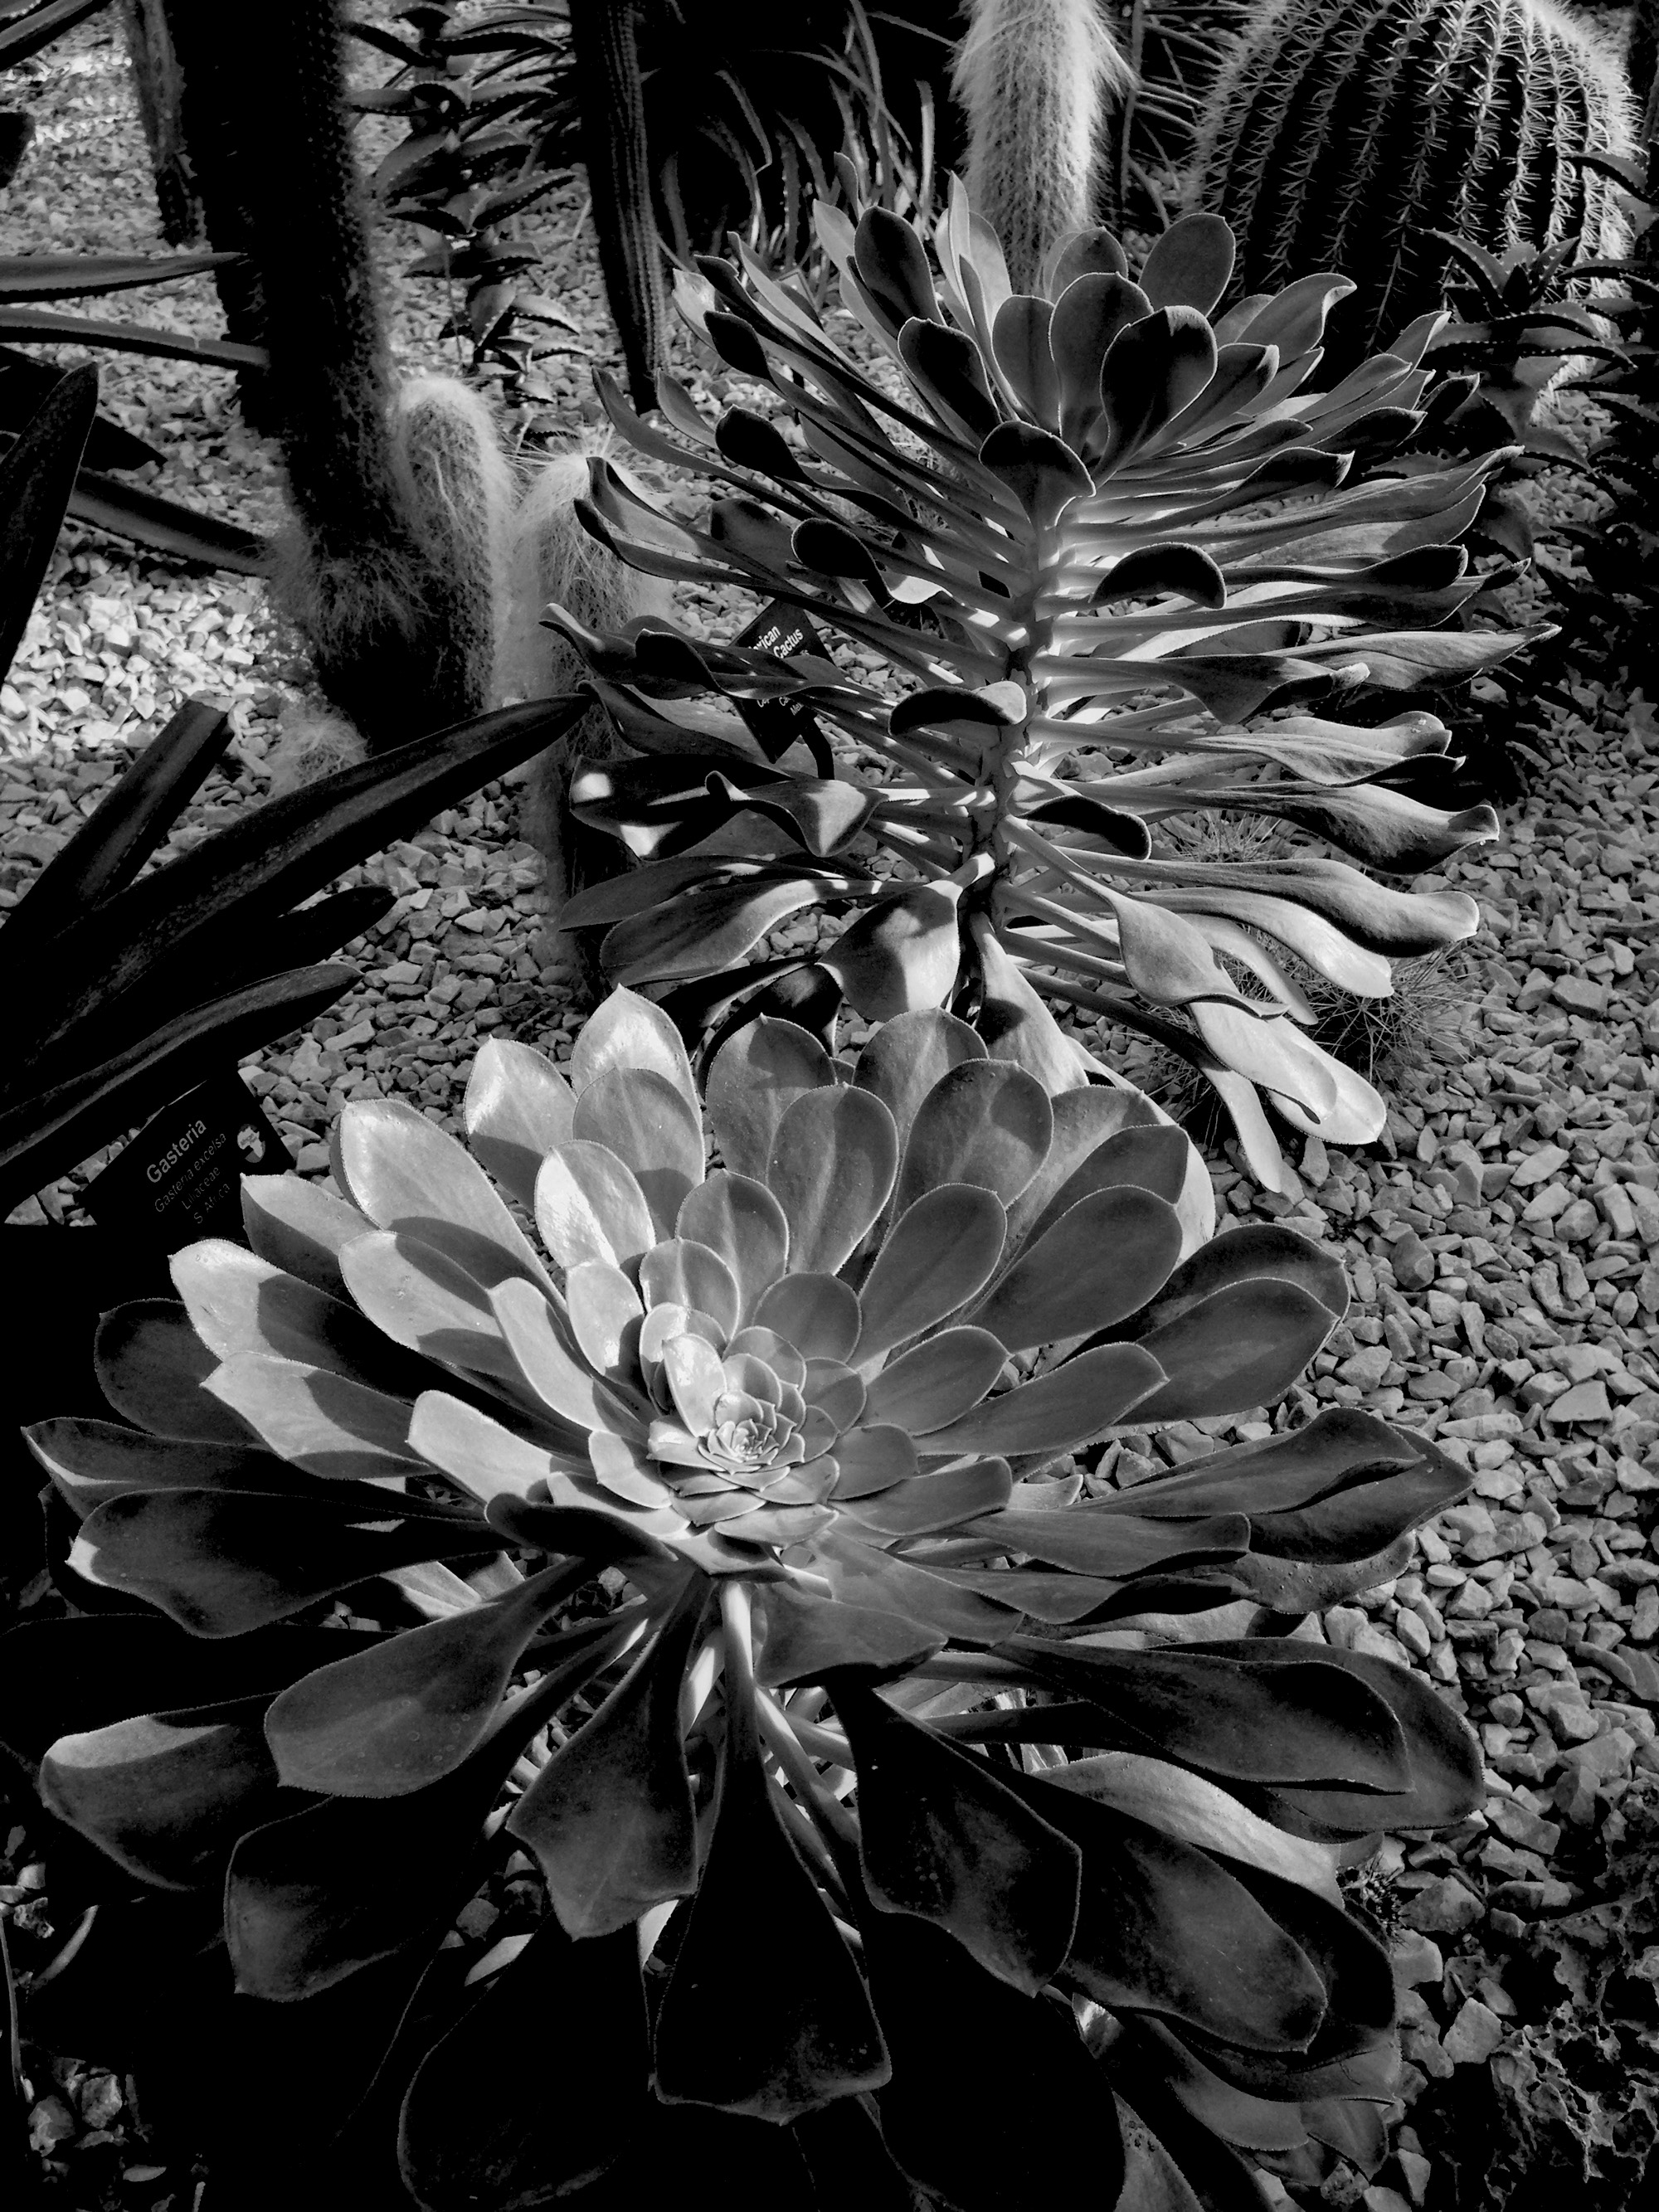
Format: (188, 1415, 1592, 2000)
(508, 1581, 707, 1936)
(766, 1084, 898, 1276)
(462, 1039, 576, 1213)
(833, 1679, 1080, 1994)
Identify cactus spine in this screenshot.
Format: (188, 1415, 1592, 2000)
(569, 0, 664, 410)
(951, 0, 1136, 289)
(1191, 0, 1632, 370)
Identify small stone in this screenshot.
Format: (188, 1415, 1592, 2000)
(1390, 1230, 1436, 1290)
(1553, 975, 1606, 1015)
(1395, 1609, 1433, 1660)
(1397, 2149, 1433, 2206)
(1391, 1931, 1443, 1986)
(1404, 1875, 1484, 1933)
(1509, 1145, 1570, 1189)
(1443, 1997, 1506, 2064)
(1486, 1796, 1561, 1855)
(1339, 1344, 1394, 1389)
(1361, 2190, 1413, 2212)
(1545, 1380, 1613, 1426)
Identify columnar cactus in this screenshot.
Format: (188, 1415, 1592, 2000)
(952, 0, 1136, 286)
(569, 0, 665, 409)
(1190, 0, 1633, 369)
(392, 373, 518, 720)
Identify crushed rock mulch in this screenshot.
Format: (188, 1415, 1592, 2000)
(2, 18, 1657, 2212)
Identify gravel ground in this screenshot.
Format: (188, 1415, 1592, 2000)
(3, 19, 1658, 2212)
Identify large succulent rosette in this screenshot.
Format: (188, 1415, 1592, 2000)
(547, 180, 1531, 1188)
(11, 992, 1480, 2207)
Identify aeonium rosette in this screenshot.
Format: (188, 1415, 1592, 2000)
(13, 990, 1481, 2209)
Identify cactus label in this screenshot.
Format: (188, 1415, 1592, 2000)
(83, 1072, 292, 1252)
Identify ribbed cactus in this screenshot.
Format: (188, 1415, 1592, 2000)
(569, 0, 664, 411)
(951, 0, 1136, 286)
(1191, 0, 1632, 370)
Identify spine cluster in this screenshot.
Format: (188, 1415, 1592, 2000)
(1191, 0, 1633, 367)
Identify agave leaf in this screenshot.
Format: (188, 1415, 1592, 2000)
(335, 1099, 550, 1291)
(1001, 1087, 1162, 1245)
(851, 1007, 986, 1154)
(853, 1184, 1007, 1362)
(970, 1187, 1184, 1353)
(536, 1139, 655, 1276)
(915, 1341, 1165, 1456)
(1017, 1772, 1328, 2053)
(1127, 1281, 1341, 1422)
(201, 1349, 423, 1480)
(24, 1418, 293, 1518)
(676, 1170, 790, 1321)
(955, 1506, 1248, 1578)
(0, 698, 229, 949)
(462, 1039, 576, 1213)
(840, 1458, 1014, 1539)
(493, 1277, 645, 1437)
(1050, 272, 1151, 450)
(1112, 1225, 1349, 1341)
(66, 466, 267, 573)
(860, 1325, 1005, 1434)
(572, 1066, 705, 1241)
(752, 1270, 861, 1362)
(816, 1527, 1024, 1645)
(1047, 1753, 1343, 1905)
(858, 1898, 1125, 2211)
(94, 1300, 253, 1444)
(0, 362, 95, 691)
(766, 1083, 898, 1276)
(823, 881, 964, 1020)
(70, 1489, 499, 1638)
(1015, 1644, 1413, 1793)
(169, 1239, 412, 1389)
(827, 1424, 918, 1499)
(336, 1231, 517, 1383)
(40, 1698, 287, 1890)
(991, 294, 1060, 424)
(264, 1573, 602, 1800)
(706, 1014, 834, 1182)
(834, 1680, 1080, 1994)
(1189, 1642, 1481, 1836)
(397, 1919, 647, 2206)
(756, 1579, 942, 1685)
(635, 1242, 732, 1344)
(508, 1579, 707, 1936)
(240, 1176, 374, 1296)
(407, 1390, 572, 1504)
(571, 984, 699, 1115)
(226, 1709, 536, 2001)
(971, 929, 1100, 1094)
(653, 1709, 888, 2120)
(1112, 1407, 1418, 1521)
(895, 1058, 1053, 1215)
(1137, 215, 1237, 316)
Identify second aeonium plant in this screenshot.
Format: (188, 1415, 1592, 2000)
(21, 990, 1479, 2206)
(552, 178, 1531, 1189)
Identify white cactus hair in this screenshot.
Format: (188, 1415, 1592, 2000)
(264, 708, 368, 798)
(391, 372, 518, 712)
(952, 0, 1136, 290)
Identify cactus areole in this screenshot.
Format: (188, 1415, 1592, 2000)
(16, 988, 1483, 2201)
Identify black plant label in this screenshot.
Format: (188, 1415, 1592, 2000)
(731, 600, 834, 776)
(84, 1072, 292, 1252)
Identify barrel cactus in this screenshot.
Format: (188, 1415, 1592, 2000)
(1190, 0, 1633, 371)
(16, 989, 1479, 2203)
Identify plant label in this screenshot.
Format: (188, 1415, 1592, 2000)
(83, 1072, 293, 1252)
(732, 600, 834, 775)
